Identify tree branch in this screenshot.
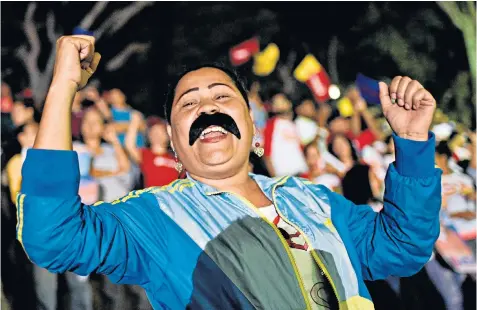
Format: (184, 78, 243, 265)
(79, 1, 108, 30)
(23, 2, 40, 62)
(44, 49, 56, 78)
(467, 1, 476, 20)
(105, 42, 150, 71)
(94, 2, 153, 40)
(327, 35, 339, 83)
(437, 2, 464, 30)
(46, 11, 60, 43)
(109, 1, 153, 34)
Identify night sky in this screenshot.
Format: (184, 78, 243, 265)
(1, 2, 470, 118)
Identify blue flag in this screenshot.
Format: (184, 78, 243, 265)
(72, 27, 94, 37)
(356, 73, 380, 105)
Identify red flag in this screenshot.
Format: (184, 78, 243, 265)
(229, 37, 260, 66)
(305, 70, 331, 104)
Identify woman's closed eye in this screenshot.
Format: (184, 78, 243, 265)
(182, 101, 197, 108)
(215, 94, 231, 101)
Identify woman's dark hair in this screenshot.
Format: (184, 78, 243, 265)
(76, 107, 107, 144)
(164, 63, 249, 123)
(435, 140, 452, 158)
(328, 134, 359, 162)
(342, 164, 373, 205)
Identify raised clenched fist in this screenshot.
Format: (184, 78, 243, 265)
(379, 76, 436, 141)
(52, 35, 101, 91)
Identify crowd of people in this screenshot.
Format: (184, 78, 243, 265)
(1, 72, 476, 309)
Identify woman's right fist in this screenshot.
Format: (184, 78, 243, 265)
(53, 35, 101, 91)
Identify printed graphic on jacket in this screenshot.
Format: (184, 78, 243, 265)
(260, 205, 338, 309)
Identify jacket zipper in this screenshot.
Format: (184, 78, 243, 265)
(270, 181, 341, 309)
(220, 191, 313, 310)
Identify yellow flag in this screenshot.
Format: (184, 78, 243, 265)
(293, 54, 322, 82)
(253, 43, 280, 76)
(337, 97, 354, 117)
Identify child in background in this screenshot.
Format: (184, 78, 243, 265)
(6, 121, 38, 203)
(125, 112, 180, 187)
(301, 141, 341, 192)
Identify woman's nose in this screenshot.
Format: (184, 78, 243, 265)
(197, 100, 220, 116)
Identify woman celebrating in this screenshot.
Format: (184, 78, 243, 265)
(18, 35, 441, 310)
(124, 113, 180, 187)
(73, 107, 133, 202)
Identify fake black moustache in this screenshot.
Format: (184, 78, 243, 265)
(189, 113, 241, 146)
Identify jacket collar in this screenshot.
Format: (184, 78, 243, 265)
(185, 172, 289, 198)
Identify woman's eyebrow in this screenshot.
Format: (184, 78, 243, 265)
(176, 87, 199, 103)
(208, 83, 234, 91)
(175, 83, 234, 104)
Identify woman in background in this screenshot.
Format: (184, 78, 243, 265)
(75, 107, 132, 202)
(301, 141, 341, 192)
(328, 133, 359, 175)
(125, 112, 180, 187)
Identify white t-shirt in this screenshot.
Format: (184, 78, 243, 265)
(295, 116, 319, 145)
(312, 174, 341, 191)
(259, 205, 336, 309)
(442, 172, 476, 240)
(264, 117, 307, 177)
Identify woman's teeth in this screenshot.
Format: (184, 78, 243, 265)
(199, 126, 228, 140)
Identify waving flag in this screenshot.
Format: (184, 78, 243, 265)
(229, 37, 260, 66)
(253, 43, 280, 76)
(294, 54, 331, 104)
(356, 73, 381, 105)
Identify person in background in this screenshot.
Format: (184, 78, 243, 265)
(301, 141, 341, 192)
(6, 121, 39, 203)
(295, 97, 319, 146)
(263, 93, 307, 177)
(77, 107, 133, 202)
(125, 112, 180, 187)
(247, 81, 268, 146)
(10, 97, 38, 128)
(6, 120, 93, 310)
(347, 86, 383, 150)
(435, 140, 476, 252)
(1, 82, 15, 136)
(465, 131, 476, 183)
(328, 133, 359, 175)
(2, 98, 39, 173)
(327, 110, 352, 139)
(103, 88, 146, 147)
(1, 83, 18, 169)
(71, 92, 86, 141)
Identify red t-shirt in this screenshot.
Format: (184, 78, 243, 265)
(140, 149, 180, 187)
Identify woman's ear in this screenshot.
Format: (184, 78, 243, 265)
(167, 124, 174, 150)
(249, 109, 257, 136)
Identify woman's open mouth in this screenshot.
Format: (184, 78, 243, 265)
(199, 126, 229, 143)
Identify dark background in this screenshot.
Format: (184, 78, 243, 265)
(1, 2, 474, 126)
